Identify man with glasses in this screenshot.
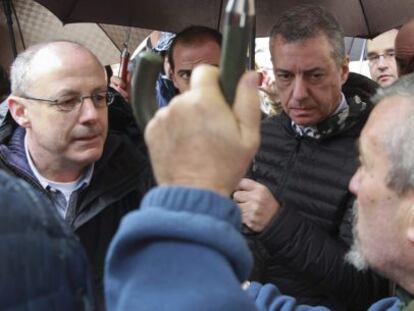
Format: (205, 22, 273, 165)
(0, 41, 153, 309)
(367, 29, 398, 87)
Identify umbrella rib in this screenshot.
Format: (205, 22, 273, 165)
(11, 0, 26, 49)
(63, 1, 79, 22)
(97, 24, 122, 52)
(359, 0, 372, 37)
(216, 0, 225, 30)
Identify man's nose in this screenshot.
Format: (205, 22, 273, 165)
(377, 55, 388, 68)
(349, 168, 360, 195)
(79, 98, 100, 123)
(292, 77, 308, 101)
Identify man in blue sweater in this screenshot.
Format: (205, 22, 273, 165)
(104, 65, 414, 309)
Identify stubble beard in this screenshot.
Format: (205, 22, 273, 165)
(345, 200, 370, 271)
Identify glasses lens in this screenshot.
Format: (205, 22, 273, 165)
(56, 97, 81, 111)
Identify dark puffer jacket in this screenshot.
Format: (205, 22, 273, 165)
(246, 73, 388, 310)
(0, 170, 95, 310)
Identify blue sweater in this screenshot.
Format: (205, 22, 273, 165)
(104, 187, 403, 311)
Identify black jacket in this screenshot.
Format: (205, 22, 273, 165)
(0, 117, 154, 309)
(246, 73, 388, 310)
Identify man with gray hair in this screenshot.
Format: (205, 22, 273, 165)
(233, 4, 387, 309)
(346, 72, 414, 309)
(0, 41, 152, 308)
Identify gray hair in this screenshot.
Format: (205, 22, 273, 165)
(269, 5, 345, 67)
(10, 40, 100, 96)
(10, 42, 49, 96)
(372, 73, 414, 194)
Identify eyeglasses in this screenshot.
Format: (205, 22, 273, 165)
(19, 91, 115, 112)
(367, 50, 396, 65)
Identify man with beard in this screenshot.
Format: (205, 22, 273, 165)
(346, 72, 414, 309)
(0, 41, 152, 309)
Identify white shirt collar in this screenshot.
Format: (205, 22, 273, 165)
(24, 133, 94, 192)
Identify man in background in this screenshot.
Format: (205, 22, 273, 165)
(167, 26, 222, 94)
(366, 29, 399, 87)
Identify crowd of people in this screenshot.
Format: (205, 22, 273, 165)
(1, 4, 414, 311)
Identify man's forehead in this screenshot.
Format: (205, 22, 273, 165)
(271, 35, 338, 71)
(28, 49, 106, 96)
(173, 40, 220, 59)
(32, 45, 102, 76)
(32, 43, 101, 72)
(368, 29, 398, 53)
(173, 42, 221, 70)
(271, 34, 334, 57)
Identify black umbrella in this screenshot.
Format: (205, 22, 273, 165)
(33, 0, 414, 38)
(0, 0, 152, 65)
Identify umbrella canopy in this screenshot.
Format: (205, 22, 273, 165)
(0, 0, 151, 68)
(33, 0, 414, 38)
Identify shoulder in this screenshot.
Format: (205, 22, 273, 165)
(343, 72, 378, 107)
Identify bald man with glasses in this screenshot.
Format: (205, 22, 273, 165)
(0, 41, 153, 309)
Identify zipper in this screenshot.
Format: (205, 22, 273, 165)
(275, 135, 301, 200)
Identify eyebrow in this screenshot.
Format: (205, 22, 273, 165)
(274, 68, 324, 74)
(367, 48, 395, 57)
(53, 86, 107, 97)
(177, 69, 192, 75)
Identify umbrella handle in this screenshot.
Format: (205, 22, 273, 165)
(219, 24, 250, 106)
(219, 0, 255, 107)
(130, 51, 163, 131)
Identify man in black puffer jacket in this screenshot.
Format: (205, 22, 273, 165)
(233, 5, 388, 311)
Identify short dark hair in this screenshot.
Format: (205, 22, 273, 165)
(168, 26, 222, 71)
(269, 5, 345, 66)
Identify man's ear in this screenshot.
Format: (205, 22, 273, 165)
(8, 96, 31, 128)
(340, 55, 350, 85)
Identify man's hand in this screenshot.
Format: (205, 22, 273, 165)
(110, 76, 130, 102)
(145, 65, 260, 197)
(233, 178, 281, 232)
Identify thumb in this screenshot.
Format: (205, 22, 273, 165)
(233, 71, 261, 148)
